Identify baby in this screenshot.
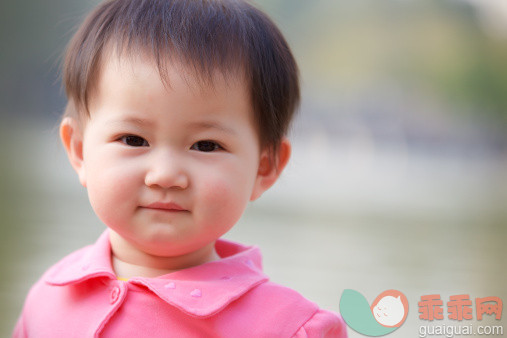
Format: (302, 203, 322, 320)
(14, 0, 347, 337)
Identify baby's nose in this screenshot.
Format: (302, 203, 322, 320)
(144, 150, 189, 190)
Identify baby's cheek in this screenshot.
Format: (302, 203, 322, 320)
(87, 165, 139, 223)
(199, 178, 248, 225)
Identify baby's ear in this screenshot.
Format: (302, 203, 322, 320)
(60, 117, 87, 187)
(250, 138, 291, 201)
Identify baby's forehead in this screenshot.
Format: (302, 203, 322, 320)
(95, 49, 248, 96)
(84, 51, 254, 124)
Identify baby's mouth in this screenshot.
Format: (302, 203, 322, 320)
(144, 201, 189, 212)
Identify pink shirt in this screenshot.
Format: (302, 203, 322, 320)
(14, 231, 347, 337)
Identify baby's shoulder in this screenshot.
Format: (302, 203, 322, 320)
(250, 280, 318, 309)
(33, 242, 110, 288)
(230, 280, 345, 337)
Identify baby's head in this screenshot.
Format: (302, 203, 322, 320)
(59, 0, 299, 266)
(63, 0, 299, 160)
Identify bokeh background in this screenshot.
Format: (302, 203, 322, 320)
(1, 0, 506, 336)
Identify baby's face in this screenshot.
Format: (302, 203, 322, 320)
(77, 55, 265, 258)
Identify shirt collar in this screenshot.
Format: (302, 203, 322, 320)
(44, 230, 269, 317)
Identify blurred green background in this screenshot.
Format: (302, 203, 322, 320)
(1, 0, 506, 336)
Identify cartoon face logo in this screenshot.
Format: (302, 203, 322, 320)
(340, 289, 409, 336)
(371, 290, 409, 328)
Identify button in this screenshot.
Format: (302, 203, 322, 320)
(110, 286, 121, 304)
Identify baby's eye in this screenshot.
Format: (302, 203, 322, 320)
(120, 135, 149, 147)
(191, 140, 222, 152)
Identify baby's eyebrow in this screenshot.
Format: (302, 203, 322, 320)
(107, 117, 154, 127)
(187, 121, 237, 135)
(106, 117, 237, 135)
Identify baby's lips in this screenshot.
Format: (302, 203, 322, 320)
(145, 201, 188, 211)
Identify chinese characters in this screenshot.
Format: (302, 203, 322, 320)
(418, 295, 502, 321)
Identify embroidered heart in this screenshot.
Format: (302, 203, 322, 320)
(164, 282, 176, 289)
(244, 259, 254, 268)
(190, 289, 202, 298)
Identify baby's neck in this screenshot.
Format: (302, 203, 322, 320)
(109, 232, 220, 279)
(112, 256, 177, 279)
